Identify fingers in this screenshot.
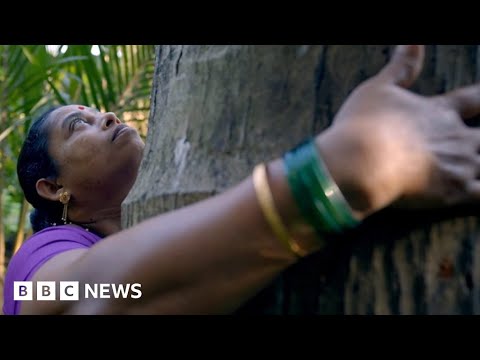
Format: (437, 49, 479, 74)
(463, 144, 480, 201)
(442, 84, 480, 119)
(466, 180, 480, 201)
(376, 45, 425, 88)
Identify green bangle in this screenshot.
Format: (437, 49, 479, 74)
(292, 143, 342, 232)
(304, 140, 359, 229)
(283, 139, 359, 235)
(284, 148, 333, 234)
(285, 141, 340, 234)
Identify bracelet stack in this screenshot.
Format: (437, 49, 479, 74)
(284, 139, 359, 236)
(252, 139, 360, 258)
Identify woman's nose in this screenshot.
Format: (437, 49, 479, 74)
(101, 112, 121, 129)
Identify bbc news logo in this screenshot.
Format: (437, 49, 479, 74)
(14, 281, 142, 301)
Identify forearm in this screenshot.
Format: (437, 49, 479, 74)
(63, 158, 321, 314)
(26, 129, 378, 315)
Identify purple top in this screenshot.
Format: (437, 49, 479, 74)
(3, 225, 103, 315)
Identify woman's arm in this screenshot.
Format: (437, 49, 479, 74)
(22, 152, 355, 315)
(21, 44, 480, 314)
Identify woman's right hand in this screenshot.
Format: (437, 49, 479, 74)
(314, 45, 480, 220)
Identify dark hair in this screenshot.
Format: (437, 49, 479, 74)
(17, 106, 63, 233)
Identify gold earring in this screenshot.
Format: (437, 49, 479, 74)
(59, 192, 70, 224)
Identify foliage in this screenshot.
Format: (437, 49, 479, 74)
(0, 45, 155, 256)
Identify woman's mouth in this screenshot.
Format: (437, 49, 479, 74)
(112, 125, 129, 142)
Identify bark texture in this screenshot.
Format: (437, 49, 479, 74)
(123, 45, 480, 314)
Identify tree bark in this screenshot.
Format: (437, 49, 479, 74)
(123, 45, 480, 314)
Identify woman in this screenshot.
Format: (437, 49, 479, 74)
(4, 44, 480, 314)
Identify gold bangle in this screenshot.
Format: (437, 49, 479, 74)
(252, 163, 307, 258)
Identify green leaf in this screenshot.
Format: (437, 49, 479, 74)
(0, 118, 27, 144)
(21, 46, 39, 66)
(122, 45, 130, 85)
(46, 78, 68, 105)
(111, 45, 124, 98)
(98, 46, 115, 109)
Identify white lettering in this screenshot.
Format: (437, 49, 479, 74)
(84, 284, 98, 298)
(13, 281, 142, 301)
(112, 284, 130, 298)
(130, 283, 142, 299)
(100, 283, 110, 298)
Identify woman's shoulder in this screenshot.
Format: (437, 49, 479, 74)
(26, 224, 101, 244)
(10, 224, 102, 269)
(14, 225, 99, 255)
(3, 225, 102, 314)
(8, 224, 101, 275)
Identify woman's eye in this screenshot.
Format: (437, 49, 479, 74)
(71, 118, 87, 130)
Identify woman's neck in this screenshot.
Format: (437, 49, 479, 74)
(90, 217, 122, 237)
(70, 206, 122, 237)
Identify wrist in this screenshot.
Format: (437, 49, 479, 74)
(262, 135, 365, 256)
(315, 127, 403, 220)
(265, 159, 323, 255)
(258, 129, 396, 257)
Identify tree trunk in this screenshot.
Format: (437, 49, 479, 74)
(122, 45, 480, 314)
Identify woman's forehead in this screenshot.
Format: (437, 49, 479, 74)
(50, 105, 98, 122)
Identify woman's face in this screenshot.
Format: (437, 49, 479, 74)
(46, 105, 145, 209)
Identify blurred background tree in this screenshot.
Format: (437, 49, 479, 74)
(0, 45, 155, 310)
